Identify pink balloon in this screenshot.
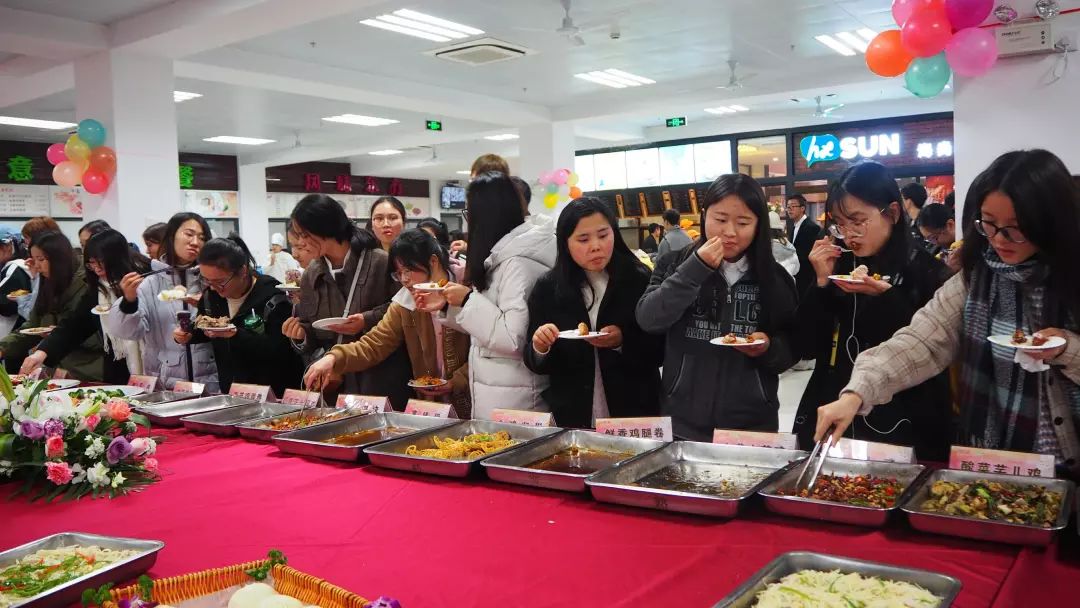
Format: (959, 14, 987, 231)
(539, 171, 553, 185)
(82, 169, 110, 195)
(52, 161, 84, 188)
(946, 27, 998, 77)
(892, 0, 920, 25)
(45, 143, 67, 165)
(902, 7, 954, 57)
(553, 169, 569, 186)
(945, 0, 993, 30)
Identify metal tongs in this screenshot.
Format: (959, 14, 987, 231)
(293, 367, 330, 426)
(794, 426, 836, 493)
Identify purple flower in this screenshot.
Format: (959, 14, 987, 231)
(106, 436, 134, 465)
(43, 419, 64, 437)
(19, 420, 44, 440)
(370, 597, 402, 608)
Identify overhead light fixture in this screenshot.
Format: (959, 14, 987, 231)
(704, 105, 749, 114)
(772, 157, 780, 162)
(202, 136, 276, 145)
(737, 144, 758, 153)
(456, 170, 471, 175)
(484, 133, 519, 141)
(728, 104, 749, 112)
(0, 116, 77, 130)
(360, 9, 483, 42)
(836, 32, 870, 53)
(574, 68, 656, 89)
(369, 149, 404, 156)
(815, 29, 876, 56)
(322, 114, 400, 126)
(266, 177, 282, 182)
(173, 91, 202, 103)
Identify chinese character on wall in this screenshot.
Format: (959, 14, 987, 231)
(336, 175, 352, 193)
(304, 173, 321, 192)
(7, 155, 33, 183)
(178, 164, 195, 189)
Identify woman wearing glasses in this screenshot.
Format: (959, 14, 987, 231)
(816, 150, 1080, 475)
(173, 235, 302, 395)
(792, 161, 950, 459)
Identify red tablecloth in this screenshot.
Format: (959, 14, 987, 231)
(2, 428, 1078, 607)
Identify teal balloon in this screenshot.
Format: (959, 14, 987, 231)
(77, 118, 106, 148)
(904, 53, 951, 99)
(545, 183, 559, 195)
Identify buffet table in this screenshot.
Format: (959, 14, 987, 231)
(2, 428, 1077, 607)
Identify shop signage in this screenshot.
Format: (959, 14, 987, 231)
(425, 120, 443, 131)
(337, 394, 391, 413)
(712, 429, 798, 450)
(801, 133, 902, 167)
(490, 408, 554, 427)
(178, 164, 194, 189)
(405, 399, 458, 418)
(595, 416, 673, 441)
(665, 117, 687, 128)
(7, 155, 33, 183)
(949, 446, 1054, 478)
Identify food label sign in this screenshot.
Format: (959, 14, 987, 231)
(337, 394, 391, 413)
(595, 416, 673, 442)
(229, 383, 273, 402)
(127, 375, 158, 392)
(712, 429, 797, 450)
(490, 408, 554, 427)
(280, 389, 320, 407)
(173, 381, 205, 395)
(827, 438, 915, 463)
(405, 399, 457, 418)
(949, 446, 1055, 478)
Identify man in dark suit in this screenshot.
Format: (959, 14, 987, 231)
(786, 194, 822, 297)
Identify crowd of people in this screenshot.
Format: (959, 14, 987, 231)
(1, 149, 1077, 475)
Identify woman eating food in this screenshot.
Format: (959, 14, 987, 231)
(815, 150, 1080, 477)
(525, 198, 662, 428)
(0, 227, 31, 341)
(793, 162, 951, 460)
(14, 216, 61, 321)
(636, 174, 798, 440)
(304, 229, 472, 416)
(368, 196, 406, 253)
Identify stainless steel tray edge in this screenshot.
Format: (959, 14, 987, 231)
(235, 408, 369, 442)
(132, 395, 258, 427)
(273, 413, 460, 461)
(180, 402, 302, 436)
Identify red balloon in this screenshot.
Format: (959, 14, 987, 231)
(866, 30, 914, 77)
(88, 146, 117, 176)
(902, 7, 954, 57)
(45, 143, 67, 166)
(82, 169, 110, 195)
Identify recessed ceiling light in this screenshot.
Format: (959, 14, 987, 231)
(574, 68, 656, 89)
(322, 114, 400, 126)
(360, 9, 483, 42)
(202, 136, 276, 145)
(856, 29, 878, 43)
(704, 105, 749, 114)
(369, 149, 404, 156)
(728, 105, 749, 112)
(815, 34, 857, 56)
(456, 170, 471, 175)
(836, 32, 870, 53)
(484, 133, 519, 141)
(0, 116, 76, 130)
(173, 91, 202, 103)
(815, 29, 877, 56)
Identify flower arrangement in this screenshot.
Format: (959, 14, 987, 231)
(0, 371, 160, 501)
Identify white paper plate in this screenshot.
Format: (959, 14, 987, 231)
(408, 378, 449, 388)
(91, 306, 111, 316)
(201, 324, 237, 333)
(312, 317, 351, 331)
(411, 282, 446, 292)
(709, 337, 766, 346)
(558, 330, 607, 340)
(19, 326, 54, 336)
(988, 334, 1066, 350)
(828, 274, 864, 284)
(6, 292, 29, 301)
(276, 284, 300, 292)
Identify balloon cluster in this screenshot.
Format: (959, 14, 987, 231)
(537, 168, 582, 209)
(46, 119, 117, 195)
(866, 0, 998, 98)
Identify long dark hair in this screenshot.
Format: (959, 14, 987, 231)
(31, 231, 76, 315)
(199, 233, 256, 274)
(417, 217, 450, 249)
(826, 161, 910, 274)
(552, 197, 644, 307)
(960, 149, 1080, 322)
(366, 196, 407, 232)
(291, 194, 377, 253)
(464, 172, 525, 290)
(84, 229, 151, 296)
(389, 229, 449, 279)
(162, 212, 212, 268)
(78, 219, 110, 241)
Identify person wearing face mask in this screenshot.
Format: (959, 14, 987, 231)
(636, 174, 798, 440)
(106, 212, 218, 390)
(0, 227, 31, 340)
(174, 235, 301, 396)
(816, 150, 1080, 477)
(367, 196, 406, 253)
(526, 198, 662, 428)
(304, 229, 472, 416)
(264, 233, 300, 283)
(794, 162, 950, 459)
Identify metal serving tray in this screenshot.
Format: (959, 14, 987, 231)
(713, 551, 961, 607)
(181, 402, 302, 437)
(364, 419, 562, 478)
(235, 407, 367, 442)
(133, 395, 258, 427)
(586, 441, 806, 517)
(0, 532, 164, 608)
(481, 429, 666, 492)
(758, 457, 927, 527)
(273, 412, 459, 461)
(128, 390, 200, 407)
(900, 468, 1075, 546)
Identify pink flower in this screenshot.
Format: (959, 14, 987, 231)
(45, 461, 73, 485)
(85, 414, 101, 431)
(105, 399, 131, 423)
(131, 437, 156, 457)
(44, 435, 65, 459)
(143, 457, 159, 474)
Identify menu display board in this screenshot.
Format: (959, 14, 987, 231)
(659, 145, 695, 185)
(626, 148, 660, 188)
(266, 192, 431, 219)
(693, 141, 733, 183)
(593, 152, 627, 191)
(182, 190, 239, 218)
(0, 184, 50, 217)
(574, 155, 597, 192)
(50, 187, 86, 217)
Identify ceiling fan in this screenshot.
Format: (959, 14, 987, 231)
(423, 146, 440, 165)
(515, 0, 620, 47)
(717, 60, 757, 90)
(811, 95, 845, 118)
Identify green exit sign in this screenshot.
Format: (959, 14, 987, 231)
(426, 120, 443, 131)
(665, 117, 687, 128)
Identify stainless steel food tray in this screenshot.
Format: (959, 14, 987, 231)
(587, 441, 806, 517)
(364, 419, 562, 477)
(132, 395, 258, 427)
(900, 468, 1075, 546)
(273, 412, 459, 461)
(713, 551, 961, 607)
(235, 407, 367, 442)
(758, 457, 927, 527)
(0, 532, 164, 608)
(482, 429, 666, 492)
(181, 402, 302, 436)
(128, 390, 200, 407)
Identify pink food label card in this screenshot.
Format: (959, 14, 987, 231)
(490, 408, 555, 427)
(712, 429, 798, 449)
(405, 399, 458, 418)
(949, 445, 1055, 478)
(336, 394, 391, 413)
(594, 416, 673, 441)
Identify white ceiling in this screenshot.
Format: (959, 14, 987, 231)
(0, 0, 1073, 180)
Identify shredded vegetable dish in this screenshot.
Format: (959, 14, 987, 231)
(920, 479, 1062, 528)
(0, 546, 137, 607)
(780, 474, 905, 508)
(754, 569, 941, 607)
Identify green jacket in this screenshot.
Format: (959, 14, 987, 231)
(0, 277, 103, 382)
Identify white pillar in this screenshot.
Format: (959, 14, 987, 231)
(237, 163, 270, 269)
(517, 121, 575, 216)
(74, 51, 180, 243)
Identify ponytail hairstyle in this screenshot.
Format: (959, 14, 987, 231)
(198, 233, 257, 275)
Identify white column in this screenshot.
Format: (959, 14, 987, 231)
(237, 163, 270, 269)
(517, 121, 576, 216)
(74, 51, 179, 243)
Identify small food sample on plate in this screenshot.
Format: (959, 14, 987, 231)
(19, 326, 53, 336)
(850, 264, 870, 281)
(0, 545, 138, 606)
(7, 289, 29, 298)
(525, 446, 632, 475)
(437, 278, 448, 287)
(631, 463, 771, 498)
(256, 410, 353, 432)
(405, 431, 518, 459)
(577, 322, 589, 336)
(779, 474, 905, 508)
(195, 315, 232, 330)
(1011, 329, 1028, 345)
(93, 303, 110, 313)
(1031, 334, 1048, 347)
(327, 426, 415, 446)
(753, 569, 942, 607)
(281, 281, 298, 288)
(920, 479, 1063, 527)
(157, 285, 188, 301)
(411, 375, 445, 387)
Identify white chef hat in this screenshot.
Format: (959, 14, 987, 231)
(271, 233, 286, 247)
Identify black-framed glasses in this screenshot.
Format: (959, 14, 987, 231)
(975, 219, 1027, 244)
(390, 268, 422, 284)
(204, 273, 237, 290)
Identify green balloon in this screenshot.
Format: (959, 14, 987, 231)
(905, 52, 951, 99)
(546, 183, 559, 195)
